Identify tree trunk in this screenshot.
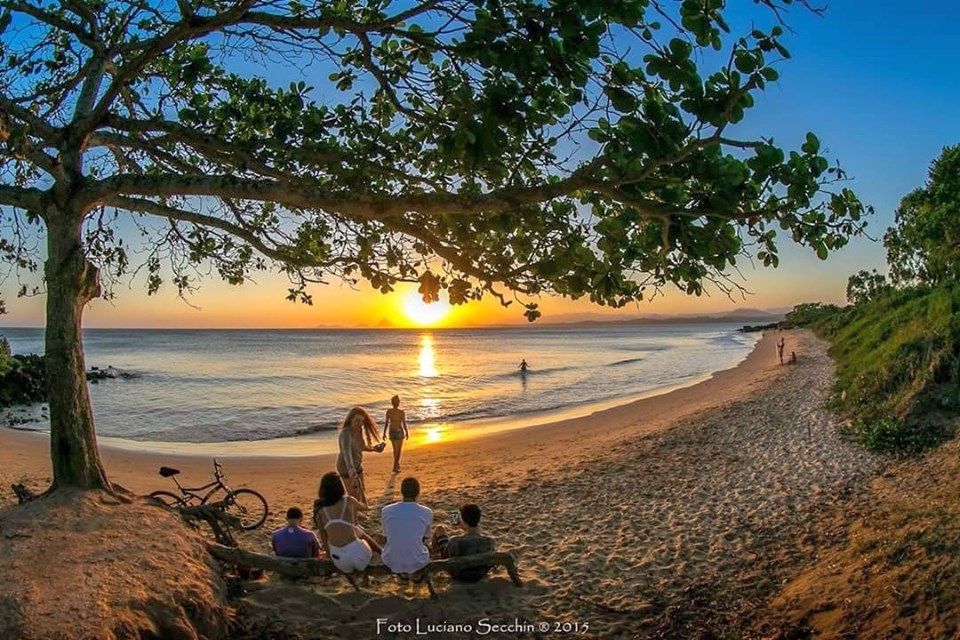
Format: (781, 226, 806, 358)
(44, 212, 111, 491)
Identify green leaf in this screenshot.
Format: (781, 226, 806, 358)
(801, 132, 820, 154)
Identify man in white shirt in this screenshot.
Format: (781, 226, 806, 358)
(380, 477, 433, 575)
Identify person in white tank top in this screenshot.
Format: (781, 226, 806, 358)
(313, 472, 380, 573)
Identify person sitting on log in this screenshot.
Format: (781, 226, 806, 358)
(314, 472, 379, 573)
(271, 507, 322, 559)
(381, 477, 433, 576)
(431, 504, 496, 582)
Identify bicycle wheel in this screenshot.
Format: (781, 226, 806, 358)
(224, 488, 268, 530)
(149, 490, 186, 508)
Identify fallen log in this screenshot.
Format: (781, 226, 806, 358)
(206, 543, 523, 597)
(180, 503, 240, 546)
(147, 496, 241, 546)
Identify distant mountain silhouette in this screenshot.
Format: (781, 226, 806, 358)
(377, 318, 394, 328)
(537, 308, 784, 327)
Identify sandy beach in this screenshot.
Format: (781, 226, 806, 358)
(0, 329, 884, 638)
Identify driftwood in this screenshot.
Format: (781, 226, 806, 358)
(206, 543, 523, 599)
(180, 503, 240, 546)
(147, 495, 240, 546)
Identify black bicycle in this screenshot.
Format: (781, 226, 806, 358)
(149, 459, 269, 530)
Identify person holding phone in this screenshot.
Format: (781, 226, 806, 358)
(432, 504, 496, 582)
(336, 406, 385, 506)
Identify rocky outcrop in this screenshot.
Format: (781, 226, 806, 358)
(0, 355, 46, 408)
(0, 355, 140, 409)
(86, 366, 141, 383)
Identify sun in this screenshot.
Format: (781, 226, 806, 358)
(402, 292, 451, 327)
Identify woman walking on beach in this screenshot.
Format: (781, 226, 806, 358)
(313, 472, 380, 573)
(382, 395, 409, 473)
(336, 407, 384, 507)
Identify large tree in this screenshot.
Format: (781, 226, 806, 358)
(884, 145, 960, 287)
(0, 0, 868, 491)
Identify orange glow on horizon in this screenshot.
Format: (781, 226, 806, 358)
(1, 261, 847, 329)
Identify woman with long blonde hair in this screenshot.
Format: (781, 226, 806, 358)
(336, 406, 385, 506)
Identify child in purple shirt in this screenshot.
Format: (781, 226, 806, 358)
(271, 507, 321, 558)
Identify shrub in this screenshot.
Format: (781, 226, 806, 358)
(0, 354, 47, 408)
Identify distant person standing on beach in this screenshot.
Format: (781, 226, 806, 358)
(382, 395, 409, 474)
(777, 337, 786, 365)
(336, 407, 385, 506)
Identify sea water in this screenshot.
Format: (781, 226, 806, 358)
(1, 324, 758, 451)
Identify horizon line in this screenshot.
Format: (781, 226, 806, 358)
(0, 315, 781, 332)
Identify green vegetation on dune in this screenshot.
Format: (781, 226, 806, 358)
(829, 287, 958, 452)
(786, 145, 960, 455)
(787, 286, 960, 455)
(0, 337, 13, 376)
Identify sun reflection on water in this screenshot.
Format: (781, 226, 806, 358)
(424, 426, 444, 443)
(418, 335, 437, 378)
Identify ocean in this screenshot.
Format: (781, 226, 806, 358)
(1, 324, 758, 451)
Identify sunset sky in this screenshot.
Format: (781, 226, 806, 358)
(1, 1, 958, 329)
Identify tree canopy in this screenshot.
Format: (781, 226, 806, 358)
(846, 269, 891, 306)
(0, 0, 868, 319)
(884, 145, 960, 289)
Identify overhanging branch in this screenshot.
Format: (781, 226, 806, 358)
(0, 185, 44, 211)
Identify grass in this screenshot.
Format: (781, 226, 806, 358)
(787, 285, 960, 453)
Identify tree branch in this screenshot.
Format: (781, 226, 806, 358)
(105, 195, 330, 269)
(86, 171, 598, 219)
(0, 185, 44, 210)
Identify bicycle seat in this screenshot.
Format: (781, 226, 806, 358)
(159, 466, 180, 477)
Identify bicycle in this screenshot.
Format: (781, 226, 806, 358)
(149, 458, 269, 530)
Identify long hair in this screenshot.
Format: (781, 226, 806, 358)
(317, 472, 346, 507)
(313, 471, 346, 528)
(341, 406, 380, 446)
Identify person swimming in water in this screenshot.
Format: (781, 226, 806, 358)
(382, 395, 409, 474)
(519, 359, 529, 372)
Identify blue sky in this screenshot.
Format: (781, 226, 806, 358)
(2, 1, 958, 327)
(724, 0, 960, 271)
